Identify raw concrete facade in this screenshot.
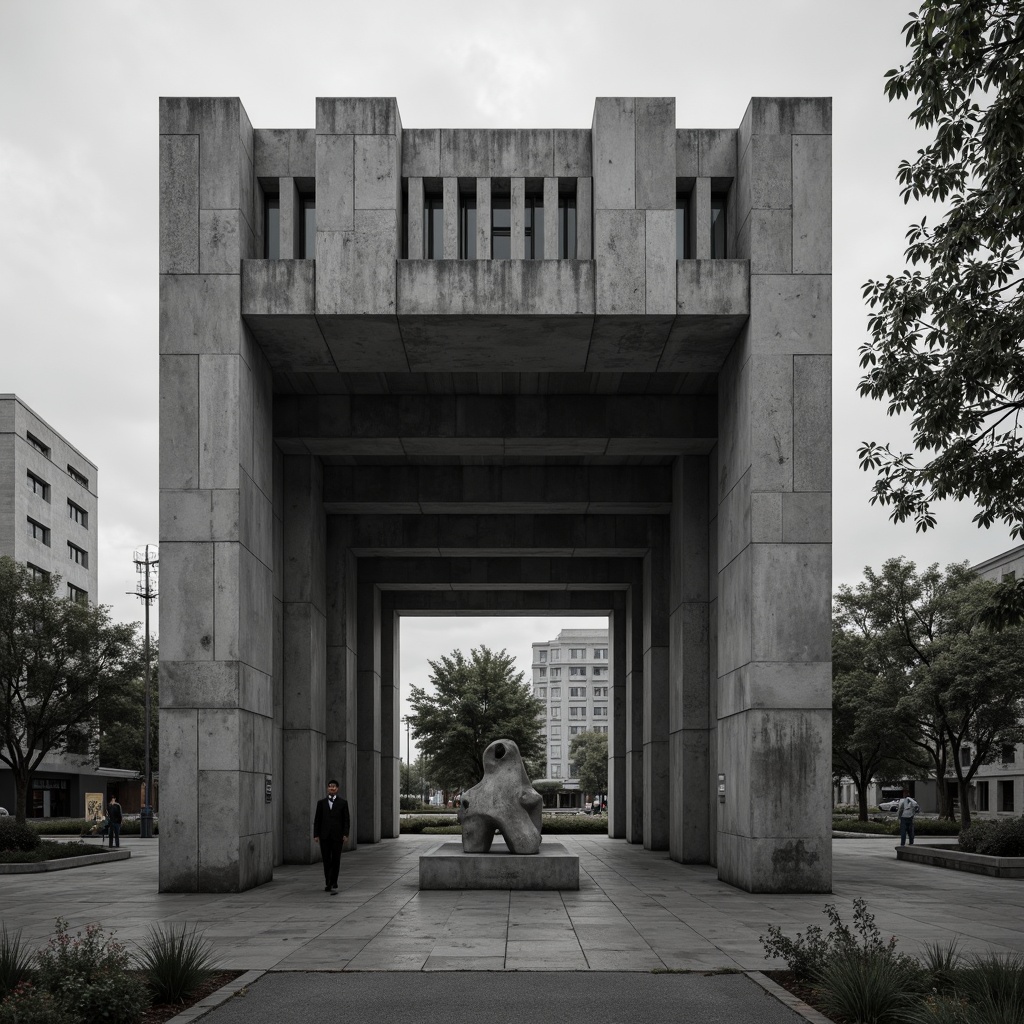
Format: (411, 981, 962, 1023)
(158, 95, 832, 894)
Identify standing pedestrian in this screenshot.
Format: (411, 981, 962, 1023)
(107, 796, 123, 848)
(313, 779, 350, 894)
(897, 787, 920, 847)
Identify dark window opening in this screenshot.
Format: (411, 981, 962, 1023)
(525, 188, 544, 259)
(299, 193, 316, 259)
(27, 471, 50, 501)
(675, 194, 689, 260)
(558, 188, 576, 259)
(67, 464, 89, 487)
(459, 192, 477, 259)
(68, 500, 88, 527)
(492, 184, 510, 259)
(710, 193, 728, 258)
(978, 781, 990, 811)
(425, 193, 443, 259)
(998, 779, 1015, 812)
(1002, 744, 1017, 764)
(68, 542, 88, 568)
(27, 517, 50, 546)
(26, 432, 50, 457)
(67, 583, 88, 604)
(263, 192, 280, 259)
(960, 745, 971, 767)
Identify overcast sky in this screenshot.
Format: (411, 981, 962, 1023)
(2, 1, 1017, 754)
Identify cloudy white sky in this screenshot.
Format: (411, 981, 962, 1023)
(2, 1, 1016, 751)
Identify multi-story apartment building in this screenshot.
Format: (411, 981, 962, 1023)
(0, 394, 107, 817)
(532, 628, 610, 805)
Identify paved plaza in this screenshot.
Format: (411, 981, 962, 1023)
(3, 833, 1023, 973)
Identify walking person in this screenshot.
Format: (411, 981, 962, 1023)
(107, 796, 123, 848)
(896, 787, 920, 847)
(313, 779, 350, 894)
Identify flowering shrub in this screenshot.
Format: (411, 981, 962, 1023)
(0, 982, 78, 1024)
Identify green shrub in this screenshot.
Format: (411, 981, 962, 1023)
(921, 939, 964, 994)
(540, 815, 608, 834)
(25, 818, 158, 838)
(422, 825, 462, 835)
(761, 899, 904, 982)
(401, 815, 458, 833)
(0, 820, 40, 853)
(816, 950, 922, 1024)
(0, 983, 78, 1024)
(954, 952, 1024, 1023)
(135, 924, 219, 1006)
(0, 841, 114, 864)
(0, 928, 33, 1000)
(34, 918, 149, 1024)
(831, 817, 961, 837)
(959, 817, 1024, 857)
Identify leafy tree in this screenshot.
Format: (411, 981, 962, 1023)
(408, 646, 545, 793)
(0, 558, 142, 822)
(569, 731, 608, 801)
(834, 557, 1024, 827)
(860, 3, 1024, 575)
(98, 662, 158, 776)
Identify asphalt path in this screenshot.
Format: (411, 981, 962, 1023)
(200, 971, 804, 1024)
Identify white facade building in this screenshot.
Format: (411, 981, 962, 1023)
(532, 627, 609, 805)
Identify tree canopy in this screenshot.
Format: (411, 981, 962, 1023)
(569, 731, 608, 800)
(0, 558, 142, 822)
(860, 3, 1024, 564)
(833, 557, 1024, 827)
(98, 662, 158, 777)
(407, 645, 545, 793)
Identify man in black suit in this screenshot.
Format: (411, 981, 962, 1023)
(313, 779, 350, 894)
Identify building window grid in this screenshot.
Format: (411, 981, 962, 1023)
(27, 563, 49, 581)
(593, 706, 608, 717)
(569, 686, 587, 698)
(27, 471, 50, 501)
(26, 432, 50, 457)
(593, 648, 607, 659)
(68, 500, 88, 527)
(569, 648, 585, 659)
(569, 667, 586, 677)
(550, 667, 561, 678)
(68, 542, 88, 568)
(27, 517, 50, 546)
(67, 464, 89, 487)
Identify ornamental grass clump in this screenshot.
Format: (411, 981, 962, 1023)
(33, 917, 149, 1024)
(0, 927, 33, 999)
(815, 951, 922, 1024)
(135, 923, 220, 1005)
(954, 952, 1024, 1024)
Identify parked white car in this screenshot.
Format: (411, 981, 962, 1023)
(0, 807, 9, 816)
(878, 799, 902, 812)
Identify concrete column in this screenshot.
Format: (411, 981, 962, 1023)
(443, 177, 458, 259)
(691, 178, 711, 260)
(408, 176, 424, 259)
(636, 98, 675, 316)
(669, 455, 711, 863)
(280, 176, 300, 258)
(280, 455, 326, 864)
(380, 606, 400, 838)
(543, 177, 558, 259)
(624, 584, 644, 844)
(715, 97, 832, 893)
(159, 97, 274, 893)
(476, 177, 491, 259)
(325, 517, 358, 847)
(608, 605, 627, 838)
(511, 177, 525, 259)
(577, 177, 593, 260)
(643, 518, 670, 851)
(356, 579, 381, 844)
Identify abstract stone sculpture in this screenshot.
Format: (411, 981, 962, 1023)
(459, 739, 544, 854)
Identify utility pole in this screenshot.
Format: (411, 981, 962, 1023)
(128, 545, 158, 839)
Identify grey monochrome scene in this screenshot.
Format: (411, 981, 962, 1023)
(158, 95, 831, 895)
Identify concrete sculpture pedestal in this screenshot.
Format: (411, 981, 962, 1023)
(419, 841, 579, 890)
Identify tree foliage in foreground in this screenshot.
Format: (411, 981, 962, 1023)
(0, 558, 142, 822)
(860, 3, 1024, 583)
(408, 646, 545, 794)
(833, 558, 1024, 828)
(569, 731, 608, 800)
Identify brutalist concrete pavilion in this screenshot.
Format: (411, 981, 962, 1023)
(158, 95, 831, 895)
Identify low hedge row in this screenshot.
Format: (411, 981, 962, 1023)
(959, 816, 1024, 857)
(0, 840, 110, 864)
(22, 818, 158, 837)
(831, 817, 962, 836)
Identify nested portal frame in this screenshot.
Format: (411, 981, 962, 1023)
(158, 94, 832, 895)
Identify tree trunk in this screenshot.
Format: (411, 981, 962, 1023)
(958, 778, 972, 830)
(14, 771, 29, 824)
(858, 783, 869, 822)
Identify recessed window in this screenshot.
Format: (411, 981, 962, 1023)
(710, 193, 728, 258)
(67, 464, 89, 487)
(593, 648, 608, 660)
(557, 185, 576, 259)
(595, 726, 608, 734)
(524, 188, 544, 259)
(549, 687, 561, 699)
(594, 686, 608, 698)
(27, 563, 49, 581)
(537, 650, 547, 663)
(675, 193, 689, 260)
(550, 707, 560, 720)
(68, 500, 88, 527)
(550, 667, 561, 678)
(1002, 570, 1016, 582)
(549, 725, 560, 738)
(569, 707, 583, 718)
(26, 432, 50, 457)
(978, 781, 990, 811)
(569, 686, 587, 698)
(1002, 744, 1017, 764)
(569, 726, 584, 735)
(459, 190, 476, 259)
(960, 746, 971, 767)
(551, 764, 561, 778)
(67, 583, 88, 604)
(27, 517, 50, 546)
(68, 542, 88, 568)
(424, 192, 443, 259)
(299, 193, 316, 259)
(594, 706, 608, 717)
(263, 191, 280, 259)
(550, 649, 560, 662)
(569, 648, 585, 659)
(538, 667, 547, 678)
(593, 667, 607, 678)
(569, 667, 586, 678)
(27, 471, 50, 501)
(537, 686, 547, 698)
(999, 780, 1015, 812)
(491, 184, 510, 259)
(549, 744, 561, 759)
